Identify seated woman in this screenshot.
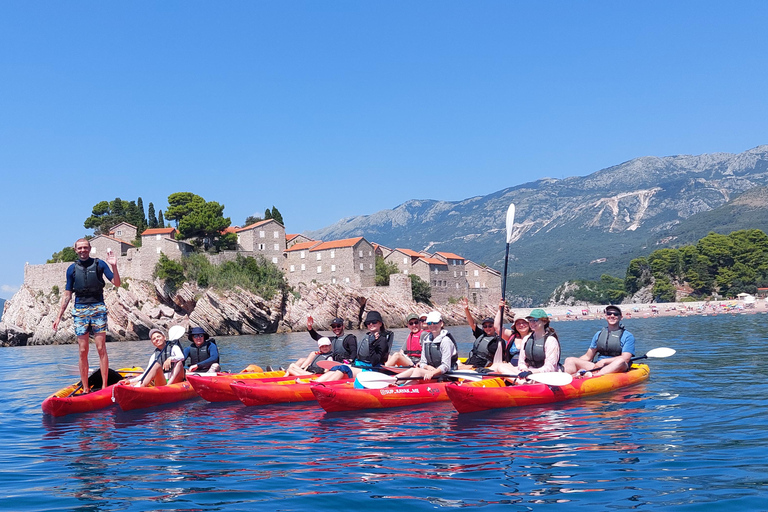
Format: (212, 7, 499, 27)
(489, 299, 532, 373)
(284, 337, 334, 377)
(396, 311, 457, 382)
(385, 313, 424, 367)
(514, 309, 561, 384)
(184, 326, 220, 373)
(315, 311, 394, 382)
(129, 328, 185, 387)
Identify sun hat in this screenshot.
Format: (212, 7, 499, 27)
(526, 309, 549, 320)
(425, 311, 442, 324)
(188, 326, 209, 341)
(317, 337, 332, 347)
(364, 311, 383, 325)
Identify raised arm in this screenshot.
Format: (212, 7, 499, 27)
(461, 297, 477, 331)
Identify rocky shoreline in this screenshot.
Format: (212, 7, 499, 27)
(2, 279, 765, 347)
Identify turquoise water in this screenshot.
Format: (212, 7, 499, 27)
(2, 314, 768, 511)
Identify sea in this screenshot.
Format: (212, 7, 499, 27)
(2, 313, 767, 511)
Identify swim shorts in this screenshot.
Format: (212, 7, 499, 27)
(72, 303, 108, 336)
(331, 365, 354, 379)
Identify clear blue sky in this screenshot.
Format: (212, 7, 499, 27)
(1, 1, 767, 300)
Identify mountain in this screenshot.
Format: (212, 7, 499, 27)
(0, 298, 4, 322)
(307, 146, 768, 305)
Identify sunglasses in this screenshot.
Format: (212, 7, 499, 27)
(605, 312, 621, 317)
(331, 324, 343, 328)
(426, 321, 440, 326)
(365, 321, 380, 326)
(482, 324, 494, 329)
(408, 321, 420, 326)
(527, 318, 541, 323)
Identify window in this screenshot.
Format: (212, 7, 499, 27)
(454, 271, 457, 277)
(156, 247, 162, 254)
(290, 265, 295, 272)
(404, 269, 409, 274)
(274, 231, 279, 238)
(317, 266, 322, 273)
(434, 268, 438, 274)
(456, 283, 460, 289)
(156, 234, 161, 240)
(368, 250, 372, 256)
(359, 250, 363, 258)
(116, 230, 122, 236)
(369, 263, 373, 269)
(345, 277, 350, 283)
(403, 257, 408, 264)
(301, 264, 306, 271)
(360, 263, 364, 271)
(91, 247, 97, 254)
(300, 251, 305, 259)
(259, 231, 265, 238)
(273, 244, 279, 251)
(330, 250, 335, 259)
(331, 265, 336, 272)
(332, 278, 337, 284)
(475, 281, 481, 288)
(237, 235, 241, 243)
(474, 270, 479, 276)
(316, 253, 322, 261)
(259, 243, 265, 250)
(272, 257, 278, 264)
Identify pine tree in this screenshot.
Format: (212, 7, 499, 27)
(148, 203, 158, 228)
(270, 206, 284, 225)
(264, 208, 272, 220)
(137, 197, 147, 231)
(158, 210, 165, 228)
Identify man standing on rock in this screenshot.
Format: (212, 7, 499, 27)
(53, 238, 121, 393)
(307, 316, 357, 362)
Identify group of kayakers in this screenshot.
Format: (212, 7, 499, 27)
(53, 237, 634, 392)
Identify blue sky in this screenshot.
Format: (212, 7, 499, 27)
(1, 1, 767, 300)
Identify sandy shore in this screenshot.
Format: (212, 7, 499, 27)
(527, 299, 768, 322)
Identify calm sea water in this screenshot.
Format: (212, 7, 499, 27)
(2, 314, 768, 511)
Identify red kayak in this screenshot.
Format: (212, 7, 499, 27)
(311, 380, 449, 412)
(231, 376, 352, 406)
(42, 367, 143, 417)
(186, 369, 286, 402)
(113, 381, 199, 411)
(446, 364, 651, 413)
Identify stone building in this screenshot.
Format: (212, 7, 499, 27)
(284, 237, 375, 288)
(464, 260, 501, 306)
(89, 234, 135, 257)
(109, 222, 138, 244)
(384, 248, 424, 275)
(140, 228, 194, 259)
(286, 233, 314, 248)
(234, 219, 286, 266)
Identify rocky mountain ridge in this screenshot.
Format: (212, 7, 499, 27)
(308, 146, 768, 304)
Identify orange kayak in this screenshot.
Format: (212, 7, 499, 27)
(42, 367, 143, 417)
(186, 369, 286, 402)
(113, 381, 199, 411)
(231, 376, 352, 406)
(446, 364, 651, 413)
(311, 380, 449, 412)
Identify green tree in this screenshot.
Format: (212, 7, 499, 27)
(264, 208, 273, 220)
(175, 199, 232, 251)
(410, 274, 432, 305)
(83, 196, 147, 235)
(153, 253, 186, 292)
(165, 192, 205, 226)
(158, 210, 165, 228)
(147, 202, 158, 228)
(375, 255, 401, 286)
(270, 206, 284, 225)
(625, 257, 651, 294)
(47, 246, 78, 263)
(244, 215, 262, 226)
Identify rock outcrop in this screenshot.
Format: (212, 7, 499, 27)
(0, 279, 505, 346)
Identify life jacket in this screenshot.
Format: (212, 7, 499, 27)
(422, 331, 458, 370)
(594, 326, 625, 358)
(466, 333, 499, 367)
(356, 331, 394, 365)
(330, 333, 353, 362)
(306, 351, 333, 374)
(524, 334, 548, 369)
(404, 331, 423, 361)
(186, 339, 218, 371)
(155, 340, 181, 367)
(72, 258, 105, 301)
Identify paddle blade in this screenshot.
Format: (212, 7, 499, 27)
(529, 372, 573, 386)
(355, 371, 397, 389)
(505, 203, 516, 243)
(168, 325, 186, 341)
(645, 347, 676, 358)
(444, 371, 485, 382)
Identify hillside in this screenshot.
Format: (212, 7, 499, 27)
(307, 146, 768, 305)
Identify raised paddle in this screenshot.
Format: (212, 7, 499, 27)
(447, 370, 574, 387)
(500, 202, 515, 303)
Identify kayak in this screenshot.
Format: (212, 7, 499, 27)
(42, 367, 143, 417)
(231, 376, 352, 406)
(311, 379, 449, 412)
(446, 364, 651, 413)
(187, 369, 286, 402)
(113, 380, 199, 411)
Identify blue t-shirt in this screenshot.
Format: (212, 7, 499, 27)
(65, 258, 114, 305)
(588, 328, 635, 358)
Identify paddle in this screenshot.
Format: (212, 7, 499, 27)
(580, 347, 676, 376)
(448, 370, 573, 387)
(316, 360, 407, 375)
(355, 370, 484, 390)
(500, 202, 515, 303)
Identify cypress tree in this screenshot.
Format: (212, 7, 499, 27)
(158, 210, 165, 228)
(148, 203, 158, 228)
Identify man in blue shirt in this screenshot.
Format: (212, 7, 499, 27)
(564, 305, 635, 377)
(53, 238, 121, 393)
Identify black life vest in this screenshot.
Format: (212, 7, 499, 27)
(330, 333, 353, 362)
(155, 340, 181, 367)
(306, 351, 334, 374)
(422, 331, 458, 370)
(595, 326, 625, 358)
(72, 258, 105, 301)
(356, 331, 393, 365)
(466, 334, 499, 367)
(186, 339, 218, 371)
(524, 334, 548, 369)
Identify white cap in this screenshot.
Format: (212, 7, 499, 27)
(317, 337, 332, 347)
(425, 311, 442, 324)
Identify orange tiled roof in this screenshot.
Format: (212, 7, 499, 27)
(285, 240, 322, 252)
(222, 226, 238, 234)
(234, 219, 274, 232)
(435, 251, 465, 261)
(92, 234, 135, 247)
(141, 227, 176, 236)
(310, 237, 365, 251)
(395, 248, 423, 258)
(286, 234, 299, 241)
(420, 257, 448, 266)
